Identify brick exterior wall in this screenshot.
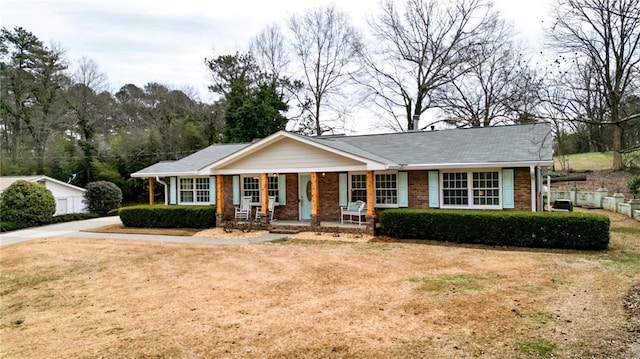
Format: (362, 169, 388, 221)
(274, 173, 299, 221)
(408, 171, 429, 208)
(217, 168, 536, 223)
(271, 172, 342, 221)
(318, 172, 341, 221)
(513, 167, 532, 211)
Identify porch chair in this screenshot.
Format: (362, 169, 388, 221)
(340, 200, 366, 225)
(255, 196, 276, 221)
(235, 196, 252, 220)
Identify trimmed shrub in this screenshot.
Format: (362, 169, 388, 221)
(0, 180, 56, 225)
(0, 221, 30, 232)
(119, 205, 216, 228)
(628, 175, 640, 198)
(84, 181, 123, 216)
(379, 209, 610, 250)
(0, 212, 100, 233)
(49, 212, 100, 224)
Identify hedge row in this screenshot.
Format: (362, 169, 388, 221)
(379, 209, 610, 250)
(0, 212, 100, 233)
(119, 205, 216, 228)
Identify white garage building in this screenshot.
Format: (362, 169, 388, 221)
(0, 176, 87, 215)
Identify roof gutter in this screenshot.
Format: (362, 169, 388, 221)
(130, 171, 198, 178)
(403, 160, 553, 170)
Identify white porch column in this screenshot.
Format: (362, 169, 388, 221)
(530, 166, 536, 212)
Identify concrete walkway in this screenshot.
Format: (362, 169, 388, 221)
(0, 216, 288, 247)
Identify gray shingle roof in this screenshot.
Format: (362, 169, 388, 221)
(315, 123, 552, 166)
(0, 175, 86, 192)
(132, 123, 552, 177)
(131, 143, 250, 177)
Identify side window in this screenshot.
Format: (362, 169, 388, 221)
(350, 174, 367, 202)
(268, 176, 279, 203)
(375, 173, 397, 205)
(242, 177, 260, 204)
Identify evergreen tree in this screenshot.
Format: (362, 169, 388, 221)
(223, 82, 288, 143)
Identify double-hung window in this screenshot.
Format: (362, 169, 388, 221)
(240, 175, 282, 205)
(375, 173, 397, 206)
(472, 171, 500, 206)
(442, 172, 468, 205)
(441, 170, 500, 208)
(242, 177, 260, 204)
(348, 172, 398, 207)
(179, 178, 210, 204)
(267, 176, 279, 202)
(350, 174, 367, 202)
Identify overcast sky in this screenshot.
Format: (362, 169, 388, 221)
(1, 0, 551, 103)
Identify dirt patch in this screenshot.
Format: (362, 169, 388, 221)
(194, 227, 269, 239)
(287, 231, 372, 243)
(1, 221, 639, 358)
(90, 225, 372, 242)
(624, 283, 640, 348)
(84, 224, 200, 236)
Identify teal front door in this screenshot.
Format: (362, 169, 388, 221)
(299, 174, 311, 221)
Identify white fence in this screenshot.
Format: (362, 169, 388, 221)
(546, 187, 640, 221)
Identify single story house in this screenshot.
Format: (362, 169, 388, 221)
(131, 123, 553, 234)
(0, 175, 87, 215)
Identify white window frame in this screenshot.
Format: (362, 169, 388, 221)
(348, 171, 399, 208)
(349, 172, 368, 203)
(374, 171, 398, 208)
(267, 175, 280, 203)
(240, 175, 281, 206)
(178, 177, 210, 205)
(440, 169, 502, 210)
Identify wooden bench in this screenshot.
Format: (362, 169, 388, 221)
(340, 200, 366, 225)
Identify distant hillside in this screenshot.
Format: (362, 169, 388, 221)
(553, 151, 639, 172)
(553, 152, 613, 172)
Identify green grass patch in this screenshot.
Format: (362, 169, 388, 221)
(554, 152, 613, 171)
(516, 338, 557, 357)
(602, 251, 640, 271)
(520, 278, 570, 293)
(408, 274, 482, 293)
(0, 263, 105, 297)
(527, 311, 559, 325)
(610, 227, 640, 235)
(0, 273, 64, 297)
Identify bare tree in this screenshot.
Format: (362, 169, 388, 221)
(288, 5, 362, 135)
(435, 16, 545, 128)
(547, 0, 640, 170)
(250, 24, 290, 85)
(359, 0, 497, 132)
(72, 56, 108, 92)
(66, 56, 112, 182)
(250, 23, 304, 128)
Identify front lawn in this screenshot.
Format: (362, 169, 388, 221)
(1, 211, 638, 358)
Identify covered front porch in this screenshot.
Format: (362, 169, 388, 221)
(214, 171, 379, 236)
(204, 133, 391, 236)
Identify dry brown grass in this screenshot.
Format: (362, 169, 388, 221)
(84, 224, 200, 236)
(1, 212, 639, 358)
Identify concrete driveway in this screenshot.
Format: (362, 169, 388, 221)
(0, 216, 286, 246)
